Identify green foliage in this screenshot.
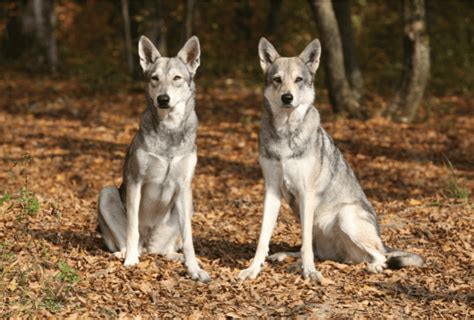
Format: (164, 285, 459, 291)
(17, 188, 40, 216)
(40, 283, 64, 313)
(57, 261, 80, 284)
(0, 192, 11, 205)
(443, 158, 471, 202)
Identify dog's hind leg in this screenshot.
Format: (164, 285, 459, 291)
(98, 186, 127, 258)
(337, 204, 387, 273)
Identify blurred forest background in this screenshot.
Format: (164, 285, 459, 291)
(1, 0, 473, 120)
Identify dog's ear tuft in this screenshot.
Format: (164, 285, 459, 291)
(178, 36, 201, 75)
(138, 35, 161, 72)
(258, 37, 280, 73)
(299, 39, 321, 74)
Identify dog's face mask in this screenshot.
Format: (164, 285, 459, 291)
(138, 36, 200, 111)
(258, 38, 321, 112)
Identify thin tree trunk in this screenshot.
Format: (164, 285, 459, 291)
(308, 0, 362, 118)
(19, 0, 58, 72)
(121, 0, 134, 76)
(142, 0, 167, 56)
(185, 0, 194, 39)
(157, 0, 167, 56)
(386, 0, 430, 122)
(333, 0, 363, 98)
(265, 0, 283, 36)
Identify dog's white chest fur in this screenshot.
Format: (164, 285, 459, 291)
(139, 150, 196, 226)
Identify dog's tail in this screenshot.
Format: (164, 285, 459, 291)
(385, 248, 424, 269)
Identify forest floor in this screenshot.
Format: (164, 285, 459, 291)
(0, 72, 472, 318)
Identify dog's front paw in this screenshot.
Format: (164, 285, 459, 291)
(303, 270, 323, 282)
(189, 268, 210, 283)
(238, 266, 261, 280)
(123, 252, 139, 267)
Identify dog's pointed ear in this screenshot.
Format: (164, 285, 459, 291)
(299, 39, 321, 74)
(138, 35, 161, 72)
(258, 37, 280, 73)
(177, 36, 201, 75)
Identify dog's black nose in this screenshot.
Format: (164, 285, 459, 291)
(281, 93, 293, 105)
(157, 94, 170, 108)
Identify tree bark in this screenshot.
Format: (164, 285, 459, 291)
(386, 0, 430, 122)
(333, 0, 363, 98)
(308, 0, 363, 118)
(121, 0, 134, 76)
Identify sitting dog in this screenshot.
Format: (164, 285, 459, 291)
(239, 38, 423, 282)
(97, 35, 209, 282)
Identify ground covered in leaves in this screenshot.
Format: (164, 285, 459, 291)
(0, 72, 472, 318)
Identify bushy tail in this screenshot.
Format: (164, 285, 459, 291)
(385, 249, 424, 269)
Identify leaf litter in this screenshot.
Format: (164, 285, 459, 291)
(0, 72, 473, 318)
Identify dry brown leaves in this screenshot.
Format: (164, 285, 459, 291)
(0, 72, 473, 318)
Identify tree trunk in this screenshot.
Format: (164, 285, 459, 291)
(121, 0, 134, 76)
(386, 0, 430, 122)
(185, 0, 195, 39)
(308, 0, 363, 118)
(235, 0, 252, 44)
(265, 0, 283, 36)
(142, 0, 167, 56)
(333, 0, 363, 98)
(157, 0, 167, 56)
(7, 0, 59, 72)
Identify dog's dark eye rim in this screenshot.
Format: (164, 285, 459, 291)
(273, 77, 282, 83)
(173, 75, 182, 80)
(151, 75, 159, 81)
(295, 77, 303, 83)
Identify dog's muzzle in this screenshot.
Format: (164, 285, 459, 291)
(281, 93, 296, 108)
(157, 94, 170, 109)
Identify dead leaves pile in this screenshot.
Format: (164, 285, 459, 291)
(0, 73, 472, 318)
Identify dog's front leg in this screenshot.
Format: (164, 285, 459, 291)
(124, 181, 142, 267)
(239, 184, 281, 280)
(176, 187, 210, 283)
(299, 194, 323, 282)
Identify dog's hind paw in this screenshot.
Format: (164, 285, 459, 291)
(189, 268, 210, 283)
(269, 251, 300, 262)
(366, 261, 386, 273)
(112, 250, 126, 260)
(164, 252, 185, 263)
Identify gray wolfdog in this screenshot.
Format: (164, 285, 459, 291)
(239, 38, 423, 282)
(97, 35, 209, 282)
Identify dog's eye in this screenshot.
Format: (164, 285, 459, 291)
(151, 75, 159, 81)
(173, 75, 182, 81)
(273, 77, 282, 84)
(295, 77, 303, 83)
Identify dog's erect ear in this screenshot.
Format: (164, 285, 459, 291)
(258, 37, 280, 73)
(177, 36, 201, 75)
(299, 39, 321, 74)
(138, 35, 161, 72)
